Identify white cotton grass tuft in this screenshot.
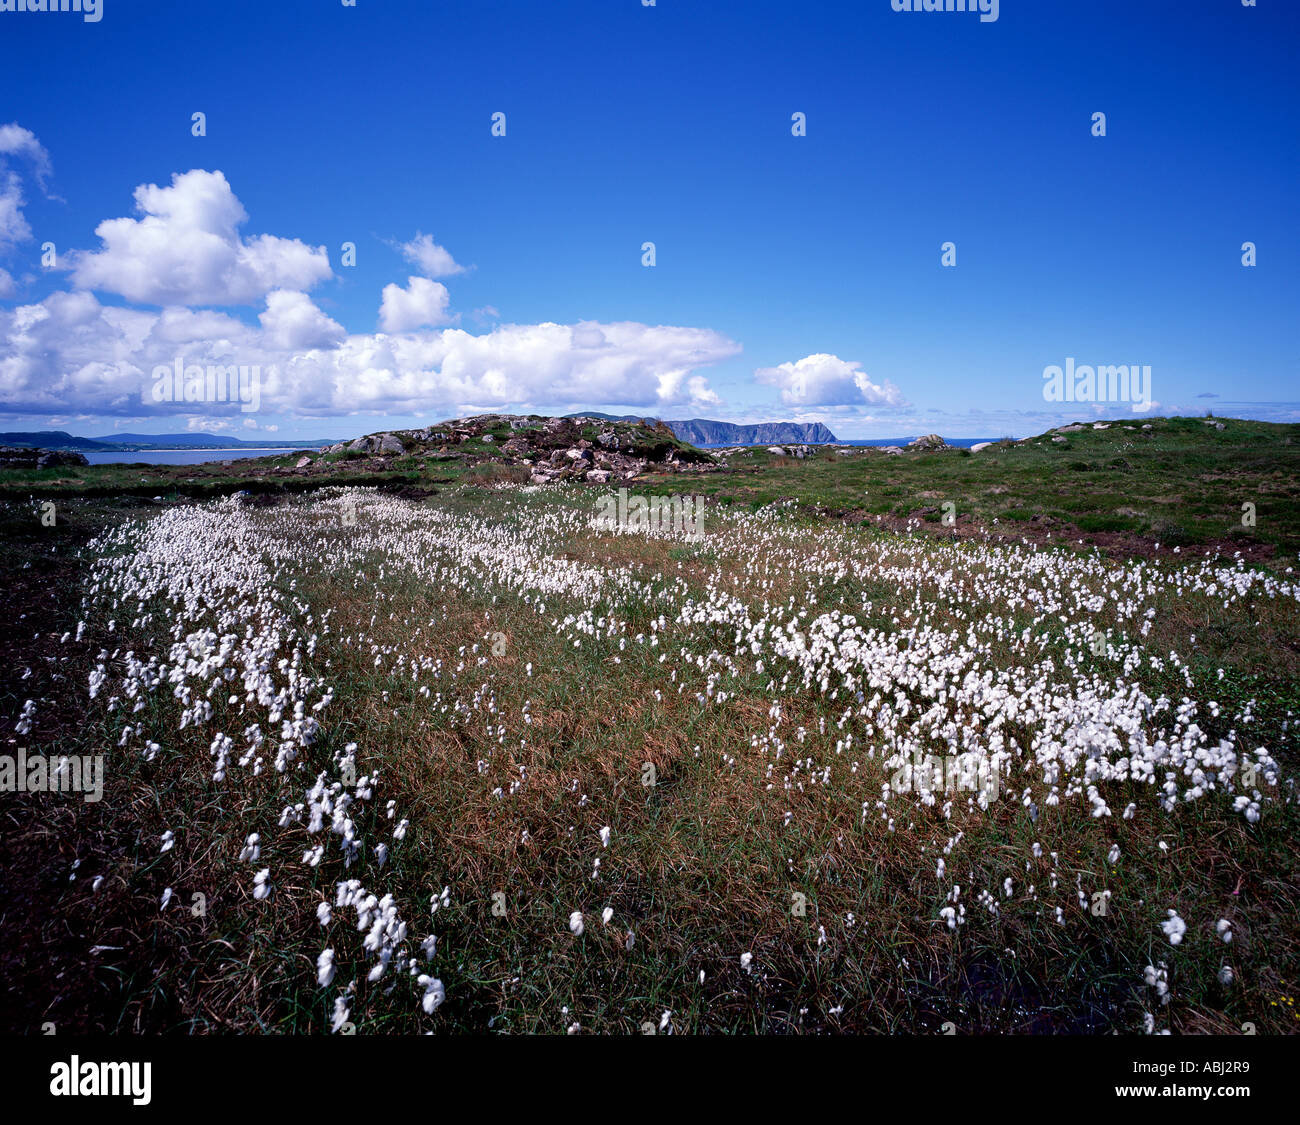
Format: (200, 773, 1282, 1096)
(252, 868, 271, 900)
(417, 975, 445, 1014)
(1216, 918, 1233, 943)
(1143, 964, 1169, 1004)
(159, 830, 175, 853)
(160, 887, 174, 911)
(317, 948, 336, 987)
(569, 911, 584, 936)
(740, 952, 753, 973)
(239, 833, 261, 863)
(1217, 965, 1234, 986)
(599, 825, 611, 848)
(1161, 910, 1186, 945)
(601, 907, 613, 926)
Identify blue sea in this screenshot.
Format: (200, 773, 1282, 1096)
(701, 438, 1000, 449)
(82, 448, 302, 466)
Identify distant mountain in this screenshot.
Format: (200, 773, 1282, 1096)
(566, 414, 838, 446)
(0, 430, 339, 452)
(87, 432, 337, 450)
(0, 429, 116, 450)
(0, 430, 114, 451)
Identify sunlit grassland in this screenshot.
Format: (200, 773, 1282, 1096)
(4, 477, 1296, 1035)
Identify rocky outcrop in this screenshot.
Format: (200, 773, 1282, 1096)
(908, 434, 949, 452)
(0, 446, 90, 470)
(328, 414, 716, 484)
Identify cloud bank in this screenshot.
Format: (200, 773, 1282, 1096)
(0, 148, 741, 421)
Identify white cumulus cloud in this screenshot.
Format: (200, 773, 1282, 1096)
(0, 122, 53, 250)
(379, 276, 454, 333)
(396, 232, 465, 279)
(755, 353, 904, 407)
(0, 291, 737, 421)
(0, 165, 739, 423)
(259, 290, 346, 350)
(70, 169, 332, 306)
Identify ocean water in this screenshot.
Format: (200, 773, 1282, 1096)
(81, 448, 302, 466)
(703, 438, 1000, 449)
(837, 438, 999, 449)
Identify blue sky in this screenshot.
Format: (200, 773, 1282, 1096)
(0, 0, 1296, 441)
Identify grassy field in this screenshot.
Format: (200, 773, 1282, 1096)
(1, 417, 1297, 1035)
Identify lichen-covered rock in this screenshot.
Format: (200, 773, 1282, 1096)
(908, 434, 949, 452)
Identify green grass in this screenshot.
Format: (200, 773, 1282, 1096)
(2, 417, 1298, 1035)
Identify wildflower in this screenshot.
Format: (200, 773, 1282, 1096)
(239, 833, 261, 863)
(253, 869, 271, 900)
(317, 949, 336, 987)
(1161, 910, 1186, 945)
(569, 911, 584, 936)
(599, 826, 611, 848)
(601, 907, 613, 926)
(418, 975, 445, 1014)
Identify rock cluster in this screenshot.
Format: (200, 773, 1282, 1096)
(907, 434, 949, 452)
(321, 414, 715, 485)
(0, 446, 90, 470)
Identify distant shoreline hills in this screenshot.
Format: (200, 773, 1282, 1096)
(566, 414, 837, 446)
(0, 431, 336, 452)
(1, 418, 844, 452)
